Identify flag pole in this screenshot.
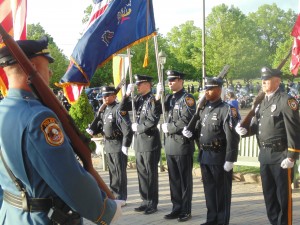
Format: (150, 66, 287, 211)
(153, 35, 166, 123)
(127, 48, 136, 122)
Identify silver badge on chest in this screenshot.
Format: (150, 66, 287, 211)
(270, 104, 276, 112)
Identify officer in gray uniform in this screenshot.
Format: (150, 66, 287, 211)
(236, 67, 300, 225)
(0, 37, 121, 224)
(120, 74, 161, 215)
(87, 86, 133, 203)
(159, 70, 196, 222)
(183, 77, 240, 225)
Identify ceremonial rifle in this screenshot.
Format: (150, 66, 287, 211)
(240, 48, 292, 131)
(89, 78, 126, 133)
(186, 65, 230, 131)
(0, 25, 115, 199)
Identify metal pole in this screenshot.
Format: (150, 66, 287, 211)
(202, 0, 206, 88)
(154, 36, 167, 123)
(127, 48, 136, 123)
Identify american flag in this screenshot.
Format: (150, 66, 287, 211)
(0, 0, 27, 96)
(290, 14, 300, 76)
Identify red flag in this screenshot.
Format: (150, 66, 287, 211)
(0, 0, 27, 96)
(290, 14, 300, 75)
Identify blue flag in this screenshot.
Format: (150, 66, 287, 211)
(57, 0, 156, 103)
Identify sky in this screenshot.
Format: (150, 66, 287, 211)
(27, 0, 299, 57)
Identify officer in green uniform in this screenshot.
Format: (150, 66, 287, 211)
(120, 75, 162, 215)
(159, 70, 196, 222)
(86, 86, 133, 204)
(236, 67, 300, 225)
(0, 37, 121, 225)
(183, 77, 240, 225)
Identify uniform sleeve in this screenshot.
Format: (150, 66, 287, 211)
(136, 97, 161, 134)
(117, 109, 133, 147)
(119, 95, 132, 111)
(282, 96, 300, 159)
(25, 110, 116, 225)
(224, 106, 240, 162)
(167, 94, 196, 134)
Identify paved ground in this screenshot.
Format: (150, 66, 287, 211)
(83, 156, 300, 225)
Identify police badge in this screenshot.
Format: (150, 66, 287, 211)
(271, 104, 276, 112)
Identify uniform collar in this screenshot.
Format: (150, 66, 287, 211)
(7, 88, 37, 100)
(173, 88, 185, 98)
(207, 98, 222, 107)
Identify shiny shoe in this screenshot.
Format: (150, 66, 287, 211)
(144, 206, 157, 214)
(134, 205, 147, 212)
(201, 222, 217, 225)
(164, 211, 180, 219)
(177, 213, 191, 222)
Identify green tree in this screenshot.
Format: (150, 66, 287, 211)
(27, 23, 69, 90)
(166, 21, 202, 80)
(205, 4, 263, 81)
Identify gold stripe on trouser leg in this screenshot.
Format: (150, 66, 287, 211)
(288, 168, 292, 225)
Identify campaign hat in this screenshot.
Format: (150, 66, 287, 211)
(0, 36, 54, 67)
(261, 67, 282, 80)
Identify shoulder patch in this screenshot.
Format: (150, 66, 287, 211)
(120, 111, 127, 116)
(230, 107, 238, 118)
(185, 96, 195, 107)
(288, 99, 299, 111)
(41, 118, 64, 146)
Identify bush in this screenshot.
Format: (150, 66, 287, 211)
(69, 91, 95, 138)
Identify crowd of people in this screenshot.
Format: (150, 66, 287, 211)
(0, 37, 299, 225)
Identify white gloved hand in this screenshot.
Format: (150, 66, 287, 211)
(111, 200, 123, 223)
(121, 146, 128, 156)
(162, 123, 168, 133)
(131, 123, 138, 132)
(182, 126, 193, 138)
(155, 82, 163, 100)
(281, 158, 294, 169)
(95, 146, 101, 155)
(86, 128, 94, 136)
(126, 83, 135, 96)
(224, 161, 234, 172)
(298, 164, 300, 174)
(235, 123, 247, 136)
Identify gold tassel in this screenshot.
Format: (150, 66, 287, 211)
(143, 41, 149, 68)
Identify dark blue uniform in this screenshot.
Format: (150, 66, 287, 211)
(120, 91, 161, 210)
(248, 89, 300, 225)
(164, 89, 196, 216)
(0, 89, 116, 224)
(100, 102, 133, 200)
(197, 99, 240, 225)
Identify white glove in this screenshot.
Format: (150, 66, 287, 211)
(298, 164, 300, 174)
(86, 128, 94, 136)
(95, 146, 101, 155)
(156, 82, 163, 99)
(224, 161, 234, 172)
(121, 146, 128, 155)
(281, 158, 294, 169)
(131, 123, 138, 132)
(162, 123, 168, 133)
(235, 123, 247, 136)
(182, 126, 193, 138)
(126, 83, 135, 96)
(111, 200, 123, 223)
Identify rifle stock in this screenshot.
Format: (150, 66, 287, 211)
(186, 65, 230, 131)
(89, 78, 126, 133)
(239, 48, 292, 130)
(0, 25, 114, 199)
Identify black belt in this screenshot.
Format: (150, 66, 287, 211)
(3, 190, 53, 212)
